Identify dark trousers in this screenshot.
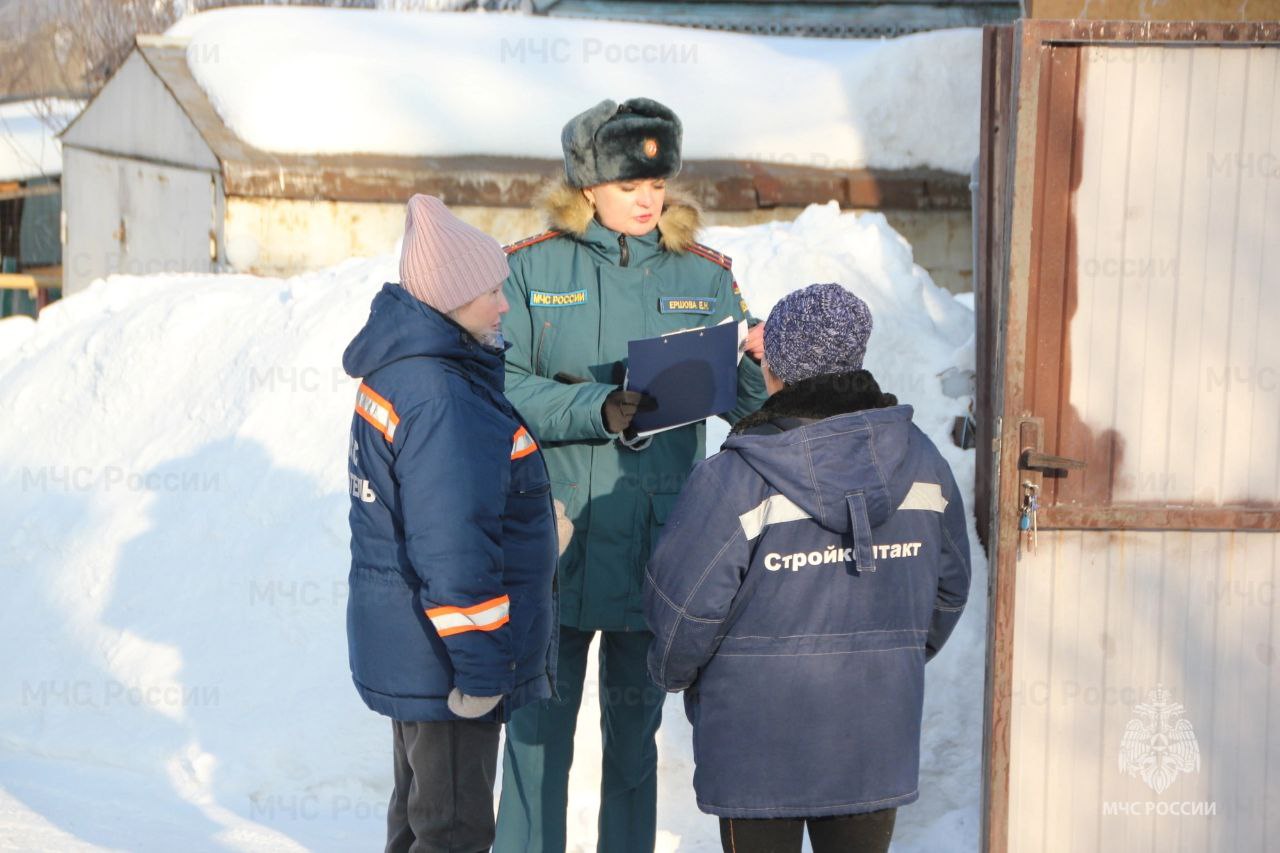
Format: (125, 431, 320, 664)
(386, 718, 501, 853)
(719, 809, 897, 853)
(495, 626, 666, 853)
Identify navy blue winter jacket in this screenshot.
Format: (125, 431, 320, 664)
(344, 284, 558, 722)
(644, 373, 971, 818)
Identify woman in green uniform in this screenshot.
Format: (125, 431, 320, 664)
(495, 98, 767, 853)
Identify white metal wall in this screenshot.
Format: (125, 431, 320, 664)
(1010, 531, 1277, 852)
(1067, 45, 1280, 507)
(1009, 45, 1279, 853)
(62, 148, 216, 294)
(60, 52, 218, 172)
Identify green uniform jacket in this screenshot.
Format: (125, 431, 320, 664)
(502, 184, 767, 630)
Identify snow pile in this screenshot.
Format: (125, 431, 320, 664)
(167, 7, 981, 173)
(0, 206, 984, 851)
(0, 315, 37, 362)
(0, 99, 82, 182)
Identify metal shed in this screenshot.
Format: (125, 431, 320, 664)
(976, 17, 1280, 853)
(57, 34, 976, 296)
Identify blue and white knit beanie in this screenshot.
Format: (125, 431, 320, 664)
(763, 283, 873, 385)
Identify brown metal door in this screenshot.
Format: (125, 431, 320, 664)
(984, 21, 1280, 853)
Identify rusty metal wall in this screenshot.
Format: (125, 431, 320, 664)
(1027, 0, 1279, 21)
(218, 197, 977, 293)
(975, 24, 1016, 549)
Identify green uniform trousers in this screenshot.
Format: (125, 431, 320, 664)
(495, 626, 666, 853)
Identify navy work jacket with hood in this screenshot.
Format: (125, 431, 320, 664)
(644, 373, 971, 818)
(343, 284, 558, 723)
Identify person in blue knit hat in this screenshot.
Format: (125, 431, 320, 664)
(645, 282, 972, 853)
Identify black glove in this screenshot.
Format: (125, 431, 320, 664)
(602, 389, 655, 435)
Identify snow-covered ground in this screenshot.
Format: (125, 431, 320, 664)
(0, 99, 82, 182)
(166, 7, 981, 173)
(0, 204, 985, 851)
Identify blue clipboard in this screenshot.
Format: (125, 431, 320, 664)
(626, 320, 739, 435)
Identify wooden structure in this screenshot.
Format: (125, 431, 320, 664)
(977, 18, 1280, 853)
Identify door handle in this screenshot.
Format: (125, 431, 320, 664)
(1016, 416, 1085, 474)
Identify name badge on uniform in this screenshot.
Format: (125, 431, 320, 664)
(659, 296, 717, 315)
(530, 289, 588, 308)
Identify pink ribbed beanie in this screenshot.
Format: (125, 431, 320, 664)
(398, 194, 510, 313)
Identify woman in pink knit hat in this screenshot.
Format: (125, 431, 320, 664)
(343, 194, 562, 853)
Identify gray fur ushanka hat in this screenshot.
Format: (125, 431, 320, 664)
(560, 98, 683, 188)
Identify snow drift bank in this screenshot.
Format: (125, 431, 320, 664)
(0, 204, 985, 851)
(166, 7, 981, 174)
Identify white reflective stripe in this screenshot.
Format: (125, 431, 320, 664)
(355, 387, 398, 440)
(427, 599, 510, 636)
(898, 481, 948, 512)
(511, 430, 537, 458)
(739, 494, 811, 540)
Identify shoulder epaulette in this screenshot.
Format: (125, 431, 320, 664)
(504, 230, 564, 255)
(687, 242, 733, 271)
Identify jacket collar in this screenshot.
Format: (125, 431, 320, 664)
(581, 217, 664, 267)
(731, 370, 899, 436)
(433, 305, 509, 394)
(343, 284, 508, 394)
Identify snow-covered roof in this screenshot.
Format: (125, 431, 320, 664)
(0, 99, 82, 182)
(163, 7, 980, 174)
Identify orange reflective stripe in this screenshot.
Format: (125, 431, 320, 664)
(425, 594, 511, 637)
(511, 425, 538, 460)
(355, 383, 400, 443)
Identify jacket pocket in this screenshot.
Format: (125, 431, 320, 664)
(505, 476, 555, 677)
(649, 492, 680, 526)
(534, 320, 557, 377)
(638, 492, 682, 598)
(551, 480, 583, 529)
(515, 481, 551, 498)
(648, 491, 681, 550)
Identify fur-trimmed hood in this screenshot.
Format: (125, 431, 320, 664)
(536, 179, 701, 254)
(722, 370, 911, 534)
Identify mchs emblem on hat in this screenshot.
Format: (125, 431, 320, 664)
(643, 138, 659, 158)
